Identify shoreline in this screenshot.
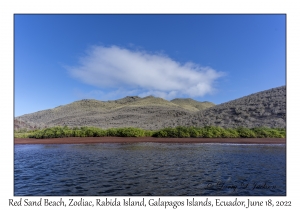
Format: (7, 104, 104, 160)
(14, 137, 286, 144)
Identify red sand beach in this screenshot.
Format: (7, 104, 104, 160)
(14, 137, 286, 144)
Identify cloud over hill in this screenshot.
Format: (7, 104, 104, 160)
(67, 45, 224, 100)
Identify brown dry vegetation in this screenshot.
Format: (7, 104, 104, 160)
(15, 86, 286, 131)
(15, 96, 214, 130)
(163, 86, 286, 129)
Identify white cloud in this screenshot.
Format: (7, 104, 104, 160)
(68, 45, 224, 99)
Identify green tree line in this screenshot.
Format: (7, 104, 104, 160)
(14, 126, 286, 139)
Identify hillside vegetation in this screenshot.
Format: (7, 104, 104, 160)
(15, 86, 286, 131)
(162, 86, 286, 128)
(15, 96, 215, 130)
(171, 98, 215, 111)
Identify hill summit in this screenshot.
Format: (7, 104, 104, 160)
(15, 86, 286, 130)
(15, 95, 215, 130)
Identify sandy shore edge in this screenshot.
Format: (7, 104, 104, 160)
(14, 137, 286, 144)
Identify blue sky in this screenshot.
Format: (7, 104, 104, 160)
(14, 14, 286, 117)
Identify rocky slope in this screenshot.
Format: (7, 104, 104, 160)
(15, 86, 286, 130)
(162, 86, 286, 129)
(15, 96, 215, 130)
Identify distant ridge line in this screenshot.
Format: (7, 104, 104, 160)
(15, 86, 286, 130)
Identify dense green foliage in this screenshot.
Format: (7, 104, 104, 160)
(152, 126, 285, 138)
(15, 126, 286, 139)
(14, 129, 37, 138)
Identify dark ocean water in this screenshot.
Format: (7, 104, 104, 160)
(14, 143, 286, 196)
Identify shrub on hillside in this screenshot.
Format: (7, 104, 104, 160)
(251, 127, 272, 138)
(155, 127, 178, 138)
(152, 130, 168, 138)
(93, 128, 107, 137)
(176, 126, 191, 138)
(144, 130, 155, 137)
(202, 126, 225, 138)
(106, 128, 118, 136)
(237, 127, 257, 138)
(187, 127, 200, 137)
(73, 128, 82, 137)
(115, 127, 145, 137)
(221, 128, 240, 138)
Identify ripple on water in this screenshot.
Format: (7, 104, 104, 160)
(14, 143, 286, 196)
